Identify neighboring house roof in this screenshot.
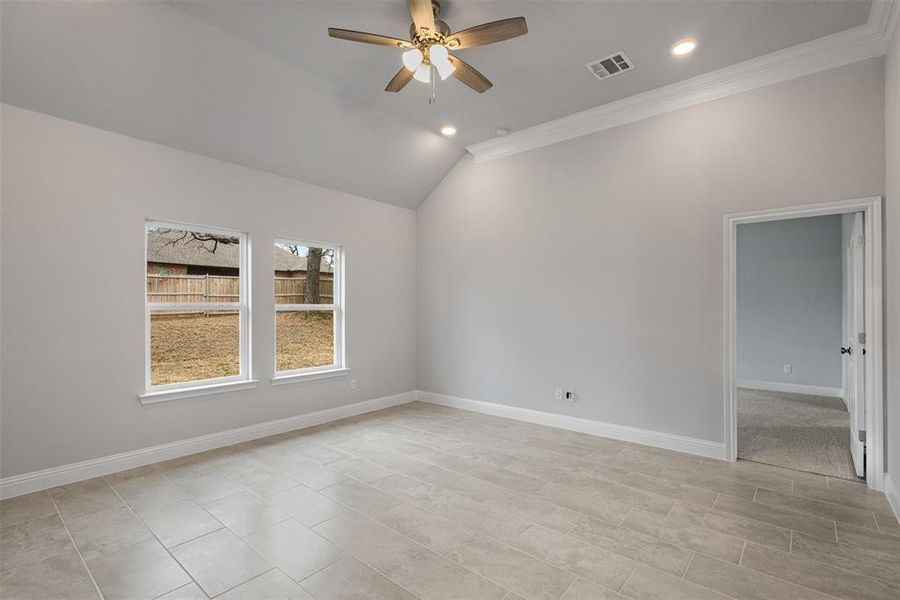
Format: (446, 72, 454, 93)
(146, 229, 333, 272)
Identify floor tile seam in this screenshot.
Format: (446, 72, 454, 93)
(709, 497, 838, 543)
(617, 506, 753, 557)
(47, 489, 106, 600)
(509, 518, 709, 591)
(722, 549, 880, 600)
(103, 479, 210, 599)
(781, 532, 900, 589)
(309, 485, 515, 596)
(770, 485, 890, 520)
(201, 567, 279, 600)
(379, 415, 612, 462)
(325, 413, 897, 595)
(314, 488, 625, 600)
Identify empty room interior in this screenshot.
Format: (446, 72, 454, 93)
(736, 214, 864, 480)
(1, 1, 900, 599)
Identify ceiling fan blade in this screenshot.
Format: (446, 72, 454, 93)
(328, 28, 412, 48)
(448, 55, 492, 93)
(385, 67, 414, 92)
(445, 17, 527, 50)
(408, 0, 435, 33)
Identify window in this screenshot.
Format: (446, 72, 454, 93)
(273, 239, 344, 379)
(144, 221, 250, 396)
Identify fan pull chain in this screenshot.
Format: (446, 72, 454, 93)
(429, 63, 436, 104)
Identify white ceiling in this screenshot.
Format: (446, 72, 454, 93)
(1, 1, 872, 208)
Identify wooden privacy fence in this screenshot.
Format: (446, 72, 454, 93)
(274, 277, 334, 304)
(147, 274, 333, 304)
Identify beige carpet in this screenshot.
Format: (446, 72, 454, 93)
(737, 388, 859, 480)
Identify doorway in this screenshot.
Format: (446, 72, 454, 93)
(723, 197, 884, 490)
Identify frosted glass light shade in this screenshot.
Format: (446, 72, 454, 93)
(429, 44, 448, 63)
(434, 58, 454, 80)
(413, 63, 431, 83)
(429, 44, 454, 80)
(402, 48, 423, 72)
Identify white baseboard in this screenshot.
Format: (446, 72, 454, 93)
(884, 473, 900, 525)
(0, 391, 416, 500)
(737, 380, 844, 398)
(417, 391, 726, 461)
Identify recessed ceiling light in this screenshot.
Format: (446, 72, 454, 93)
(441, 125, 457, 137)
(671, 38, 697, 57)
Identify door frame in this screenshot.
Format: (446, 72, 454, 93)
(723, 196, 884, 490)
(847, 212, 866, 477)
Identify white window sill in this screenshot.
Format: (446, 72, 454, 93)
(139, 380, 258, 405)
(271, 368, 350, 386)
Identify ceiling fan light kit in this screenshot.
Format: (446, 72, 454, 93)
(328, 0, 527, 103)
(402, 48, 424, 71)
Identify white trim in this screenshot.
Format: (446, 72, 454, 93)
(139, 379, 259, 404)
(417, 391, 726, 461)
(145, 219, 252, 394)
(724, 197, 884, 491)
(0, 391, 416, 500)
(884, 474, 900, 525)
(466, 1, 899, 162)
(275, 304, 335, 312)
(271, 368, 350, 386)
(736, 380, 844, 399)
(272, 239, 346, 379)
(150, 302, 240, 311)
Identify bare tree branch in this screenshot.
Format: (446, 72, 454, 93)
(155, 228, 240, 254)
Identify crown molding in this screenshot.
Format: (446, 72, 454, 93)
(467, 1, 899, 163)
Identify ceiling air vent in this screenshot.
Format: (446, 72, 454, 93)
(585, 52, 633, 81)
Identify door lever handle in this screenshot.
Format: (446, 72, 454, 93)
(841, 347, 852, 355)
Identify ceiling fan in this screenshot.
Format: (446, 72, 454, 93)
(328, 0, 527, 103)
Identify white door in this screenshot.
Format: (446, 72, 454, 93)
(846, 212, 866, 477)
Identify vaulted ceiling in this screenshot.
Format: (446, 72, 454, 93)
(1, 1, 871, 208)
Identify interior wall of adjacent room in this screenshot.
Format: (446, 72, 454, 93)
(885, 15, 900, 487)
(736, 215, 843, 390)
(417, 59, 885, 444)
(0, 105, 418, 478)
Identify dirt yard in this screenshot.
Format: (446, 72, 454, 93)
(275, 311, 334, 372)
(150, 311, 333, 385)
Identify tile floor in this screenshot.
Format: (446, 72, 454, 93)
(1, 402, 898, 600)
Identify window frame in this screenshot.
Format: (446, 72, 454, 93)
(272, 237, 346, 382)
(142, 220, 252, 399)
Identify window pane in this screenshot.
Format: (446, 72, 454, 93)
(274, 243, 335, 305)
(276, 311, 334, 371)
(147, 225, 241, 304)
(150, 310, 240, 385)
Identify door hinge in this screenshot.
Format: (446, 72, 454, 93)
(858, 332, 866, 345)
(858, 430, 866, 443)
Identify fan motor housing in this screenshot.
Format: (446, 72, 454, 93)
(409, 19, 451, 40)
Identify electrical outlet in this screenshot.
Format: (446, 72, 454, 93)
(565, 390, 576, 402)
(555, 388, 563, 401)
(350, 378, 357, 390)
(784, 364, 792, 374)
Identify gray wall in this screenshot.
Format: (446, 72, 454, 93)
(736, 215, 843, 389)
(885, 17, 899, 483)
(0, 105, 418, 478)
(417, 59, 884, 444)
